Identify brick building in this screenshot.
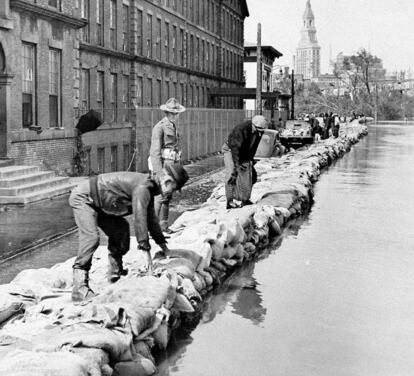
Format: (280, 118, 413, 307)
(0, 0, 249, 175)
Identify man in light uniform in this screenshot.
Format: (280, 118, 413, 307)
(149, 98, 186, 233)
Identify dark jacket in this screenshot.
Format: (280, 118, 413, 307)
(225, 120, 264, 168)
(89, 172, 166, 245)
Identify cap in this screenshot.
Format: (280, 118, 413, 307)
(160, 98, 186, 114)
(252, 115, 268, 129)
(164, 164, 189, 189)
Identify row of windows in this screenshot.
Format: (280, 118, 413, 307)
(79, 68, 242, 122)
(84, 144, 131, 175)
(22, 43, 62, 128)
(79, 1, 243, 76)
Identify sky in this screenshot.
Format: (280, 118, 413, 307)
(244, 0, 414, 75)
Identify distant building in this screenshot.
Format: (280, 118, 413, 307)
(0, 0, 249, 174)
(295, 0, 320, 79)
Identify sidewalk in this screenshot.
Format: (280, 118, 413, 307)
(0, 154, 224, 263)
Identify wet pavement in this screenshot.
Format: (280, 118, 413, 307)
(0, 154, 224, 283)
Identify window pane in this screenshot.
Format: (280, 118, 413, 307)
(22, 93, 33, 127)
(49, 95, 58, 127)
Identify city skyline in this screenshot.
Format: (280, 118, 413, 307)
(244, 0, 414, 74)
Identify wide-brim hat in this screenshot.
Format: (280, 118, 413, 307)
(164, 164, 189, 190)
(160, 98, 186, 114)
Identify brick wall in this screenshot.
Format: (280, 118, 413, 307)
(9, 138, 77, 175)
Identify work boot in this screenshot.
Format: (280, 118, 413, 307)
(107, 254, 128, 283)
(72, 269, 96, 302)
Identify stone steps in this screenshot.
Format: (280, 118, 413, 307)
(0, 165, 75, 205)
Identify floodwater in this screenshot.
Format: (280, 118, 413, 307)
(157, 123, 414, 376)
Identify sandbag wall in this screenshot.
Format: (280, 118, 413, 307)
(0, 122, 368, 376)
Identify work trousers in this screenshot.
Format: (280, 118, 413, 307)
(69, 192, 130, 271)
(154, 158, 175, 231)
(223, 144, 253, 203)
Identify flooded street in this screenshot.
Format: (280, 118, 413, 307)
(157, 123, 414, 376)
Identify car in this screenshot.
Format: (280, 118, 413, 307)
(279, 119, 314, 149)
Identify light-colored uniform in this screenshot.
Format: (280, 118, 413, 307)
(149, 116, 181, 230)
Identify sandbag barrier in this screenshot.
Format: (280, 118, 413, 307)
(0, 121, 368, 376)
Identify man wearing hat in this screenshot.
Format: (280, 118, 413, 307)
(149, 98, 186, 233)
(222, 115, 268, 209)
(68, 164, 189, 302)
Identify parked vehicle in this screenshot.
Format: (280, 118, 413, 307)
(280, 120, 314, 149)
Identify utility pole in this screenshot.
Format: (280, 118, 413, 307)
(256, 23, 262, 115)
(291, 69, 295, 120)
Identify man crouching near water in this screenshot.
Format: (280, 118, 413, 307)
(69, 164, 189, 302)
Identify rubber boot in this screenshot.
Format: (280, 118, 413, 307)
(107, 254, 128, 283)
(72, 269, 96, 302)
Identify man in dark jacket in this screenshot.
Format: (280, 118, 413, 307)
(69, 164, 189, 302)
(222, 115, 268, 209)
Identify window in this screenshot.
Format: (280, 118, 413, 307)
(48, 0, 60, 9)
(96, 0, 104, 46)
(80, 68, 90, 113)
(147, 77, 153, 106)
(136, 76, 143, 106)
(155, 18, 161, 60)
(97, 71, 104, 119)
(156, 79, 161, 106)
(49, 49, 61, 127)
(111, 145, 118, 171)
(179, 28, 184, 66)
(80, 0, 90, 42)
(172, 25, 177, 64)
(123, 144, 130, 170)
(122, 5, 129, 52)
(97, 147, 105, 173)
(180, 83, 184, 104)
(196, 37, 199, 71)
(110, 73, 117, 122)
(110, 0, 116, 49)
(164, 22, 169, 62)
(22, 44, 35, 128)
(200, 39, 204, 71)
(206, 41, 209, 73)
(146, 14, 152, 58)
(122, 75, 129, 121)
(189, 34, 194, 69)
(137, 10, 143, 55)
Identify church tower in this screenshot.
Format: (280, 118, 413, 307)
(295, 0, 321, 79)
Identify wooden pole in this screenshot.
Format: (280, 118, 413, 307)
(291, 69, 295, 120)
(256, 23, 262, 115)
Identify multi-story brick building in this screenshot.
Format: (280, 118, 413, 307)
(0, 0, 249, 175)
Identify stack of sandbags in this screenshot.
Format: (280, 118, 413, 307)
(0, 122, 368, 376)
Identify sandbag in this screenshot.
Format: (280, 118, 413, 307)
(0, 350, 90, 376)
(34, 323, 134, 362)
(69, 347, 112, 376)
(113, 355, 156, 376)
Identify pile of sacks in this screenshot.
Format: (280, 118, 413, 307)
(0, 122, 368, 376)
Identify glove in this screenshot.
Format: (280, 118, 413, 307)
(227, 172, 237, 185)
(138, 240, 151, 252)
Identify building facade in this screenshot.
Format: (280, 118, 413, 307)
(295, 0, 320, 79)
(0, 0, 249, 174)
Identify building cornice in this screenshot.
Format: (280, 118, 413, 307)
(10, 0, 87, 29)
